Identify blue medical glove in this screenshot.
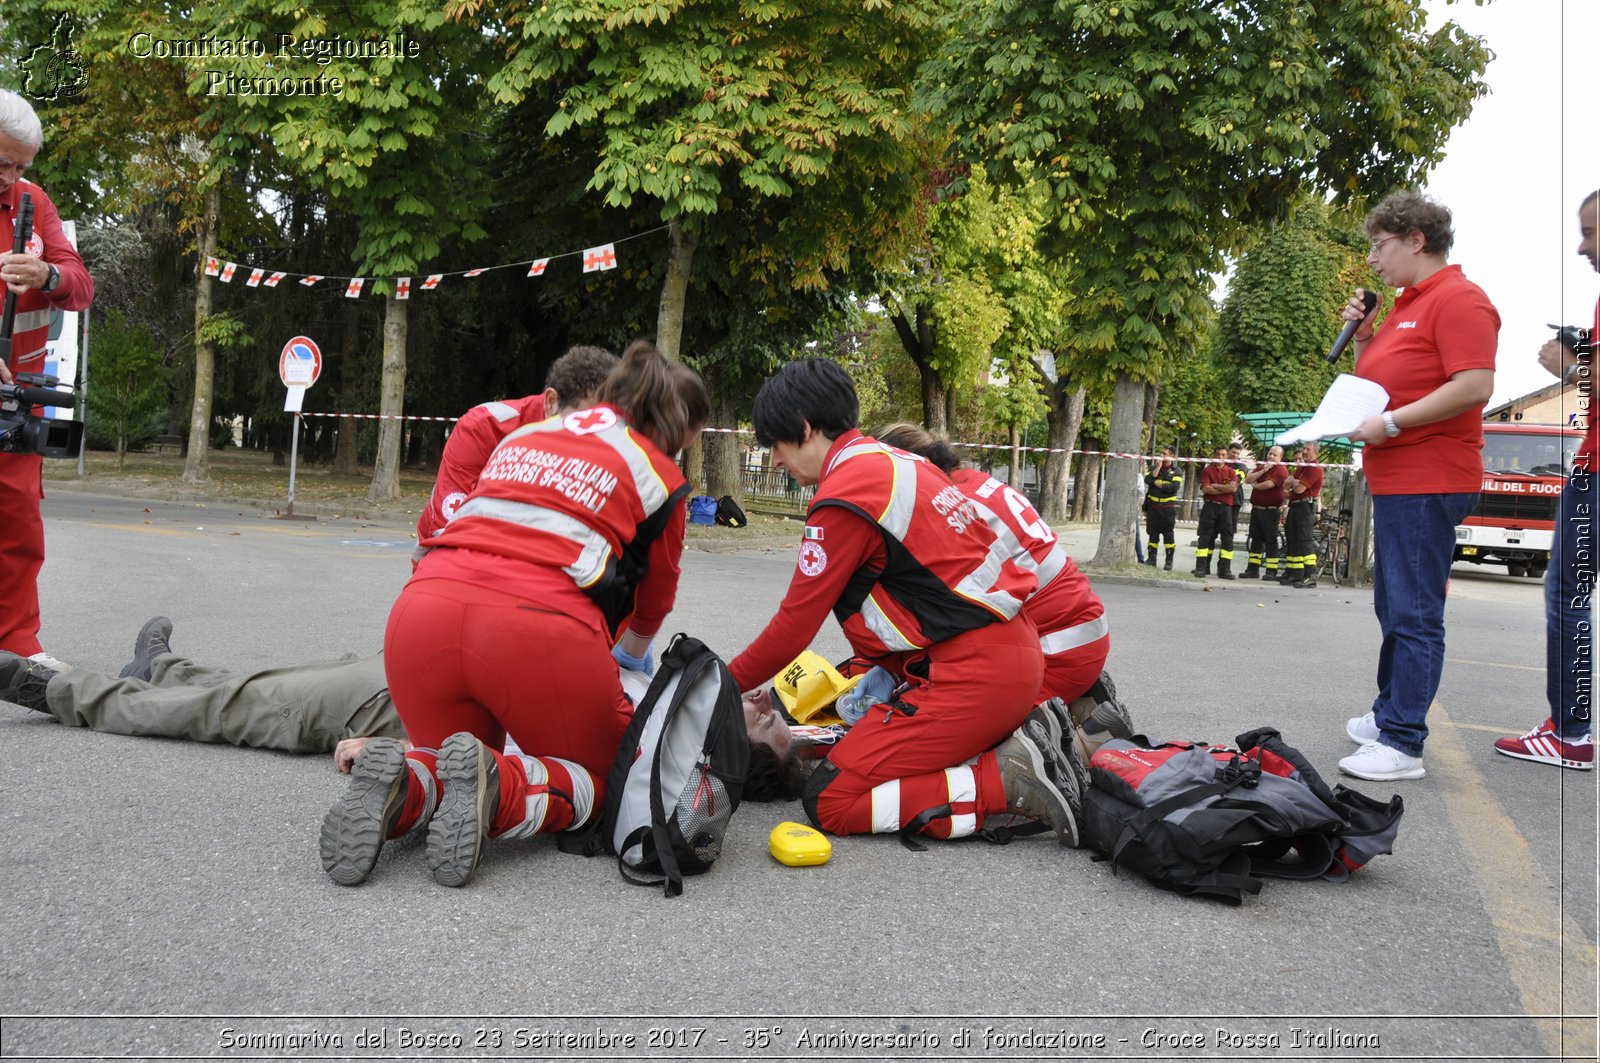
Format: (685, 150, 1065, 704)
(612, 641, 656, 678)
(835, 666, 896, 727)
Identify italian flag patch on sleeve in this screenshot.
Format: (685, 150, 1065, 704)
(803, 525, 824, 541)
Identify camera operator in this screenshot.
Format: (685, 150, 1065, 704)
(0, 88, 94, 666)
(1494, 190, 1597, 771)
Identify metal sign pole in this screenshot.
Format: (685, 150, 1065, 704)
(286, 413, 301, 516)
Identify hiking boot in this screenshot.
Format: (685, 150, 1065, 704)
(319, 737, 410, 886)
(1144, 553, 1157, 567)
(1240, 565, 1260, 579)
(994, 724, 1080, 846)
(1191, 560, 1210, 578)
(1262, 568, 1279, 580)
(1291, 577, 1317, 589)
(1346, 711, 1380, 745)
(118, 616, 173, 681)
(428, 731, 501, 887)
(1493, 719, 1594, 770)
(28, 651, 69, 671)
(1163, 551, 1174, 571)
(1339, 741, 1425, 781)
(1217, 561, 1236, 580)
(0, 651, 59, 713)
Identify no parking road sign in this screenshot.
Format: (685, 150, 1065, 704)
(278, 334, 322, 517)
(279, 335, 322, 389)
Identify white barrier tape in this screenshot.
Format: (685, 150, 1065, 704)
(293, 414, 1359, 470)
(300, 412, 460, 422)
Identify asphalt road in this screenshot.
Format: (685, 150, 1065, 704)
(1, 492, 1594, 1062)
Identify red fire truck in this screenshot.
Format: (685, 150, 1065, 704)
(1454, 421, 1585, 578)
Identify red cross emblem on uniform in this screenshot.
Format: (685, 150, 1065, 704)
(582, 244, 617, 273)
(564, 407, 617, 434)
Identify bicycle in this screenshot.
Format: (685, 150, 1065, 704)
(1311, 508, 1353, 586)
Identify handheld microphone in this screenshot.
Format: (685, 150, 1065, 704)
(1326, 289, 1381, 364)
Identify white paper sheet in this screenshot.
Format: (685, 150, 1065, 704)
(1275, 374, 1390, 445)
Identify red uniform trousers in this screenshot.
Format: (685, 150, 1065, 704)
(0, 453, 46, 656)
(381, 578, 633, 839)
(1036, 627, 1110, 706)
(813, 616, 1044, 839)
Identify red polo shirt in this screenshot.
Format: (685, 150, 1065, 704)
(1354, 264, 1499, 494)
(1200, 462, 1236, 501)
(1248, 463, 1287, 506)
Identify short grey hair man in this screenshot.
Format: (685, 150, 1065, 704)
(0, 89, 44, 150)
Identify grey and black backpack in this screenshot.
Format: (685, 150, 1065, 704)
(565, 634, 749, 896)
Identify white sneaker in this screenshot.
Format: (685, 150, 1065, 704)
(1346, 711, 1379, 744)
(1340, 741, 1425, 781)
(27, 651, 69, 671)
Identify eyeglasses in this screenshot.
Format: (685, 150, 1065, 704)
(1369, 234, 1405, 255)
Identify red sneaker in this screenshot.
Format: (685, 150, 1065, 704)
(1493, 719, 1594, 770)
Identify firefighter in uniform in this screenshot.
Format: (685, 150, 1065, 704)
(728, 360, 1083, 847)
(0, 89, 94, 663)
(1143, 447, 1182, 570)
(1282, 441, 1324, 587)
(1241, 444, 1288, 578)
(1192, 446, 1239, 579)
(877, 422, 1111, 706)
(1227, 442, 1247, 537)
(320, 341, 709, 888)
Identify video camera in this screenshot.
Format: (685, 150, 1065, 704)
(1550, 323, 1593, 356)
(0, 372, 83, 458)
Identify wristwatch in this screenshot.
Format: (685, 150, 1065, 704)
(1564, 361, 1586, 386)
(1381, 412, 1401, 438)
(42, 264, 60, 293)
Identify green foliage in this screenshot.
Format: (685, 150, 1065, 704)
(84, 310, 169, 460)
(1214, 197, 1376, 415)
(922, 0, 1493, 381)
(1156, 322, 1239, 457)
(189, 1, 493, 281)
(467, 0, 936, 224)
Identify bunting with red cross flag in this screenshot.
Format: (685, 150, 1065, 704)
(582, 244, 617, 273)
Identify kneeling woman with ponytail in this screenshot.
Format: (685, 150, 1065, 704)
(320, 340, 708, 887)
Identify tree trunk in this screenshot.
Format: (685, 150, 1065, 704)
(1143, 382, 1161, 456)
(1089, 372, 1148, 568)
(1039, 384, 1086, 523)
(1071, 445, 1101, 523)
(1007, 423, 1022, 489)
(889, 301, 945, 433)
(367, 293, 408, 502)
(921, 371, 948, 434)
(182, 183, 220, 484)
(655, 218, 704, 489)
(703, 391, 741, 499)
(654, 218, 699, 362)
(116, 436, 126, 469)
(333, 297, 360, 476)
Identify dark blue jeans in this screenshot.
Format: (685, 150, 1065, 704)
(1370, 492, 1478, 757)
(1548, 469, 1595, 739)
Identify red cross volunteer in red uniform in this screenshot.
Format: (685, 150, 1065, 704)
(413, 346, 619, 564)
(729, 360, 1086, 847)
(1337, 191, 1497, 783)
(874, 422, 1109, 706)
(0, 89, 94, 663)
(321, 341, 709, 888)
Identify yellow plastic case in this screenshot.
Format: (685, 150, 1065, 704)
(768, 821, 832, 867)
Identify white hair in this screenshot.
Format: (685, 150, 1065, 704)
(0, 89, 44, 150)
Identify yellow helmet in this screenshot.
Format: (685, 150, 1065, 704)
(770, 650, 862, 726)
